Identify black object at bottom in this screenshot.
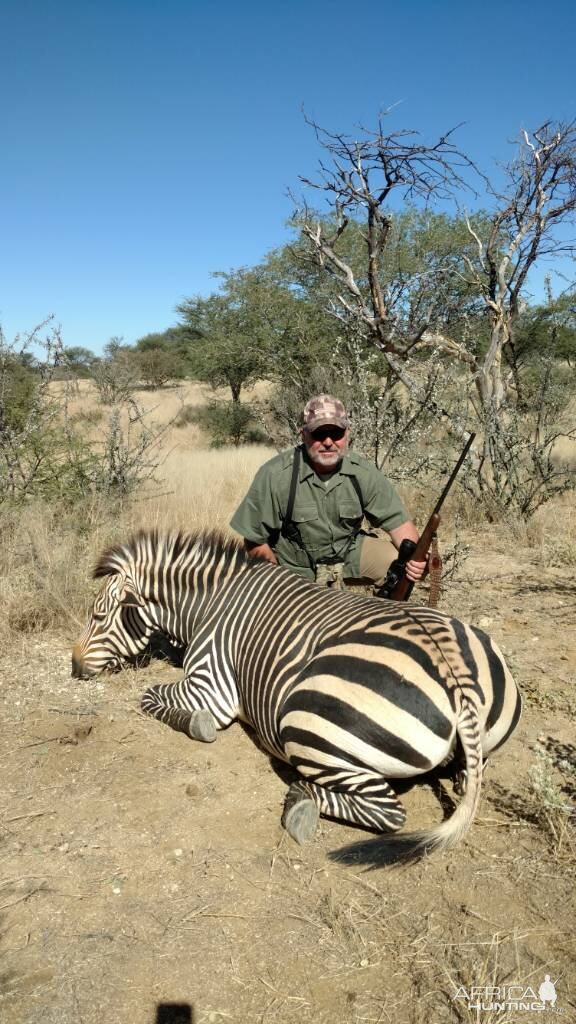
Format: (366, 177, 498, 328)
(374, 538, 417, 600)
(156, 1004, 193, 1024)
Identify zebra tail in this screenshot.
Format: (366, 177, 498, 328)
(330, 697, 483, 869)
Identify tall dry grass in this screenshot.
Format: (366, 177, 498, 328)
(0, 445, 275, 644)
(1, 377, 575, 647)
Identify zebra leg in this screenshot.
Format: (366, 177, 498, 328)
(281, 773, 406, 843)
(453, 756, 488, 796)
(453, 768, 467, 796)
(282, 780, 320, 844)
(141, 680, 236, 742)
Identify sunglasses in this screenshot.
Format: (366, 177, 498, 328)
(310, 426, 347, 442)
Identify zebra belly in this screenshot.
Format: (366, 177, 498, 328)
(278, 669, 458, 780)
(280, 708, 456, 777)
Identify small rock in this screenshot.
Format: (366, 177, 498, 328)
(174, 848, 183, 858)
(74, 724, 93, 741)
(185, 783, 199, 797)
(478, 616, 493, 628)
(112, 887, 121, 895)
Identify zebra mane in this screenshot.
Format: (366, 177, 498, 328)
(93, 528, 248, 579)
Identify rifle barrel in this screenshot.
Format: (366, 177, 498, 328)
(432, 432, 476, 516)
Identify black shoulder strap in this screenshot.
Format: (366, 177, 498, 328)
(285, 445, 300, 526)
(280, 446, 315, 570)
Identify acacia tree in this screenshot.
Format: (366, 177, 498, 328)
(177, 269, 274, 402)
(295, 114, 576, 515)
(265, 208, 490, 463)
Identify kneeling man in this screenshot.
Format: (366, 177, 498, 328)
(230, 395, 426, 592)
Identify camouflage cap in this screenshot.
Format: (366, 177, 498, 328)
(302, 394, 348, 431)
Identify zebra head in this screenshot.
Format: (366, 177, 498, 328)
(71, 568, 155, 679)
(72, 528, 248, 679)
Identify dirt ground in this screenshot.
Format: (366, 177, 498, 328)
(1, 544, 575, 1024)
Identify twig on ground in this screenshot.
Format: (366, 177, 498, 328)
(3, 810, 56, 823)
(0, 884, 46, 910)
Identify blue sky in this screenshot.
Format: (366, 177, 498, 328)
(1, 0, 575, 353)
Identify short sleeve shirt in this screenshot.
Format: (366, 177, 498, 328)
(230, 447, 409, 580)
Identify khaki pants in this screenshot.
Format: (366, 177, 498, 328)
(346, 534, 397, 589)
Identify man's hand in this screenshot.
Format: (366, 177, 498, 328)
(389, 521, 427, 583)
(245, 541, 278, 564)
(405, 558, 428, 583)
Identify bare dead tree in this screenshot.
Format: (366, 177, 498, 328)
(293, 113, 483, 444)
(294, 114, 576, 516)
(462, 121, 576, 411)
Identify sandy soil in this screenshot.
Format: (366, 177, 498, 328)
(1, 546, 575, 1024)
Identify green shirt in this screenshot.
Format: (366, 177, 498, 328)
(230, 446, 409, 580)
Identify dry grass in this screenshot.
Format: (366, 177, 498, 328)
(1, 379, 276, 644)
(527, 743, 576, 861)
(57, 377, 211, 447)
(0, 499, 118, 638)
(139, 444, 275, 535)
(521, 494, 576, 566)
(2, 377, 574, 644)
(0, 445, 274, 644)
(442, 932, 540, 1024)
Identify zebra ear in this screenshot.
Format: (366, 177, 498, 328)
(115, 573, 145, 608)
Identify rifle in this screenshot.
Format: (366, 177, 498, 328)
(377, 433, 476, 602)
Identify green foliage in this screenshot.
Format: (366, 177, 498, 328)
(62, 346, 96, 377)
(177, 257, 342, 404)
(0, 353, 38, 430)
(177, 270, 274, 401)
(135, 347, 185, 388)
(285, 208, 492, 348)
(190, 400, 267, 447)
(134, 331, 173, 352)
(514, 288, 576, 370)
(521, 358, 575, 417)
(134, 326, 196, 371)
(0, 323, 97, 503)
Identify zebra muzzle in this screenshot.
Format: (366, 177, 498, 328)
(71, 653, 93, 679)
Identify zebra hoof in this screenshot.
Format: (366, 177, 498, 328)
(453, 769, 467, 796)
(282, 798, 319, 845)
(188, 709, 217, 743)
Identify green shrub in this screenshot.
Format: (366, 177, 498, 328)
(190, 400, 267, 447)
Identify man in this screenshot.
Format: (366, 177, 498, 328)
(230, 394, 427, 591)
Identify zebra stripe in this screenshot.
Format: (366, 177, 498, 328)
(72, 529, 521, 864)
